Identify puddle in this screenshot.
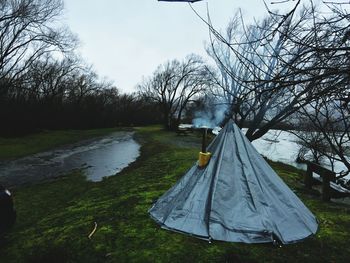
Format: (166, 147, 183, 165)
(0, 132, 140, 187)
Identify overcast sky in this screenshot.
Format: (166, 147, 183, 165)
(64, 0, 294, 93)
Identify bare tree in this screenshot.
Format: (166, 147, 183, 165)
(21, 55, 80, 103)
(0, 0, 76, 86)
(138, 55, 211, 129)
(207, 1, 350, 141)
(208, 12, 306, 140)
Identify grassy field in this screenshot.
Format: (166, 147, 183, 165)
(0, 126, 350, 262)
(0, 127, 128, 161)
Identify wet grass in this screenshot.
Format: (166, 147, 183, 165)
(0, 127, 130, 160)
(1, 126, 350, 262)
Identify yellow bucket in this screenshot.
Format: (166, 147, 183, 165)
(198, 152, 211, 168)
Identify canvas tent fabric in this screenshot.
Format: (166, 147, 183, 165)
(149, 120, 318, 244)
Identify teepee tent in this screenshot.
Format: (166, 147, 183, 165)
(149, 120, 318, 244)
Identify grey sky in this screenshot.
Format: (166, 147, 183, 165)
(64, 1, 292, 93)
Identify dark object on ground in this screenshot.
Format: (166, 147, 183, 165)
(0, 185, 16, 236)
(149, 120, 318, 245)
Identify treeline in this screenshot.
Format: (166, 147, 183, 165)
(0, 56, 162, 136)
(0, 0, 162, 136)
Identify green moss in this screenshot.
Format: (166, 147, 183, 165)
(1, 126, 350, 262)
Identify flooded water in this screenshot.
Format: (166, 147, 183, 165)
(250, 129, 349, 179)
(0, 132, 140, 187)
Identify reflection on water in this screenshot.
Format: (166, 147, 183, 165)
(0, 132, 140, 187)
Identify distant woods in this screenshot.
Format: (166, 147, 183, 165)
(0, 0, 160, 136)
